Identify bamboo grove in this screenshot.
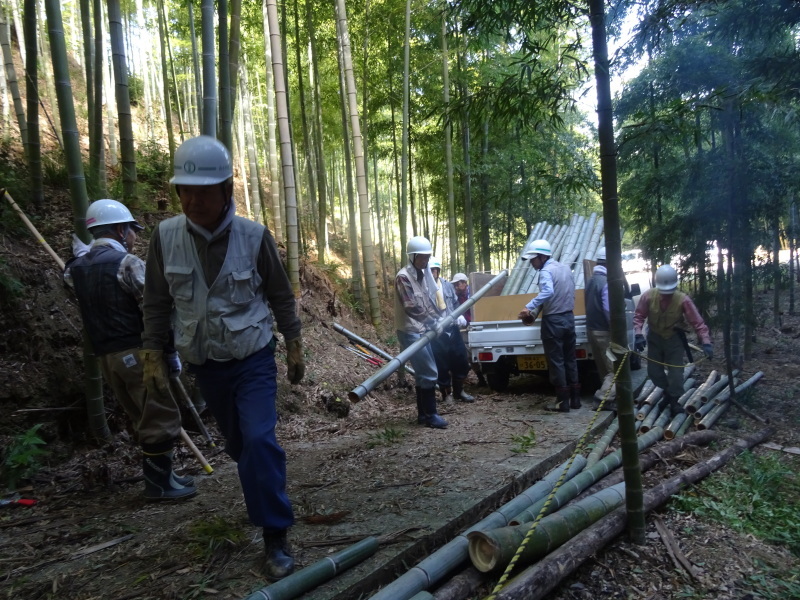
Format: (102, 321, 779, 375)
(0, 0, 799, 344)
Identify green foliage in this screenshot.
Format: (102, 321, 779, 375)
(674, 451, 800, 556)
(741, 559, 800, 600)
(0, 258, 24, 306)
(186, 516, 246, 559)
(134, 140, 171, 209)
(127, 73, 144, 106)
(510, 429, 537, 454)
(367, 427, 405, 449)
(1, 425, 49, 490)
(42, 151, 69, 188)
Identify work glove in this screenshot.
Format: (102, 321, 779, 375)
(457, 315, 468, 328)
(72, 234, 92, 258)
(286, 337, 305, 385)
(141, 349, 170, 397)
(518, 310, 535, 326)
(165, 351, 182, 378)
(702, 343, 713, 360)
(634, 334, 646, 353)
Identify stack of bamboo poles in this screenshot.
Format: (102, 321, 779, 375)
(501, 213, 609, 296)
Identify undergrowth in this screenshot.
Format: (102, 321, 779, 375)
(674, 450, 800, 556)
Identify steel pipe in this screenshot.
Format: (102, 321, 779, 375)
(333, 322, 415, 376)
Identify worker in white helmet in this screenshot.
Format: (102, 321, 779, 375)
(633, 265, 713, 415)
(65, 199, 196, 502)
(517, 239, 580, 412)
(142, 135, 304, 580)
(394, 237, 448, 429)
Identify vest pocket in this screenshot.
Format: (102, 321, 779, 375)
(230, 269, 258, 305)
(165, 265, 194, 301)
(221, 302, 271, 359)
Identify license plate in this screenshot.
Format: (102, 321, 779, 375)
(517, 355, 548, 371)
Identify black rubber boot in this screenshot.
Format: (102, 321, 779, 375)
(546, 387, 571, 412)
(263, 529, 295, 581)
(569, 384, 582, 409)
(142, 452, 197, 501)
(419, 387, 448, 429)
(665, 393, 684, 415)
(415, 386, 425, 424)
(453, 378, 475, 403)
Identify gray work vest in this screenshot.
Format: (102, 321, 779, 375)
(585, 270, 609, 331)
(159, 215, 274, 364)
(541, 259, 575, 316)
(394, 265, 441, 334)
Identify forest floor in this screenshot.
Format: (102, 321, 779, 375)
(1, 192, 799, 600)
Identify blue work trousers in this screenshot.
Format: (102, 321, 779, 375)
(190, 344, 294, 532)
(431, 325, 470, 387)
(397, 330, 438, 389)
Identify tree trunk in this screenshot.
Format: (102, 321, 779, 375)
(399, 0, 410, 255)
(442, 16, 457, 273)
(241, 70, 263, 224)
(44, 0, 110, 443)
(79, 0, 94, 174)
(23, 0, 41, 205)
(0, 10, 26, 149)
(262, 0, 283, 241)
(336, 0, 380, 324)
(201, 0, 216, 137)
(228, 0, 241, 120)
(307, 0, 327, 263)
(480, 116, 491, 272)
(161, 0, 184, 141)
(36, 0, 61, 145)
(266, 0, 300, 293)
(108, 0, 137, 204)
(91, 0, 106, 196)
(217, 0, 232, 150)
(588, 0, 645, 545)
(157, 0, 177, 209)
(334, 2, 363, 308)
(188, 0, 203, 130)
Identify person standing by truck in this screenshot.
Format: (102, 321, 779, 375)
(429, 258, 475, 404)
(394, 237, 448, 429)
(517, 239, 581, 412)
(633, 265, 713, 415)
(585, 247, 615, 405)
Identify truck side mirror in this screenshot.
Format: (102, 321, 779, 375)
(628, 283, 641, 298)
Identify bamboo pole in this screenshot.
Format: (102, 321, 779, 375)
(490, 427, 776, 600)
(3, 190, 64, 268)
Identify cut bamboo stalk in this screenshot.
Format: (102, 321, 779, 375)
(684, 370, 718, 414)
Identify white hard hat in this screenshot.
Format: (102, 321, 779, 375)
(522, 239, 552, 259)
(451, 273, 468, 284)
(406, 236, 433, 256)
(655, 265, 678, 292)
(171, 135, 233, 185)
(429, 256, 442, 270)
(595, 247, 606, 261)
(85, 199, 143, 232)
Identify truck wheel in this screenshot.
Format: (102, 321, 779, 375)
(486, 368, 510, 392)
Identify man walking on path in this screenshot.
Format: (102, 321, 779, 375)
(517, 239, 580, 412)
(65, 199, 196, 502)
(142, 135, 305, 580)
(633, 265, 712, 415)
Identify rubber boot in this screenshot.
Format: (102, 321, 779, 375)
(546, 387, 571, 412)
(665, 392, 684, 415)
(570, 383, 582, 410)
(440, 385, 455, 405)
(263, 529, 295, 581)
(419, 387, 448, 429)
(142, 452, 197, 501)
(415, 386, 425, 424)
(453, 378, 475, 403)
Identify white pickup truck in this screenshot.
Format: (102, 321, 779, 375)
(465, 270, 639, 392)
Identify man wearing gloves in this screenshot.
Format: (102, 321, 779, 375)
(394, 237, 448, 429)
(633, 265, 712, 415)
(65, 199, 196, 502)
(142, 135, 304, 580)
(517, 239, 580, 412)
(429, 258, 474, 404)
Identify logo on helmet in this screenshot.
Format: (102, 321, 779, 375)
(183, 161, 196, 174)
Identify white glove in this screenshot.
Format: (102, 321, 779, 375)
(72, 234, 93, 258)
(165, 352, 182, 378)
(457, 315, 467, 328)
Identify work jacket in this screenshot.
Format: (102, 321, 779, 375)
(394, 264, 441, 334)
